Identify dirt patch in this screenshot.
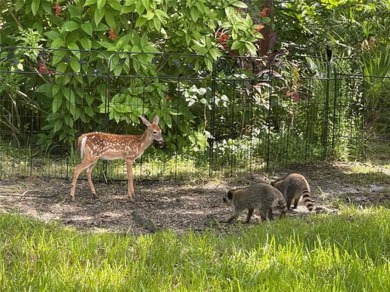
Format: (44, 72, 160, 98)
(0, 163, 389, 235)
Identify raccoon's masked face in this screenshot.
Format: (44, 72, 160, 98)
(223, 190, 234, 204)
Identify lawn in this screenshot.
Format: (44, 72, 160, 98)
(1, 205, 389, 291)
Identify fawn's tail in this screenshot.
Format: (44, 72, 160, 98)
(78, 135, 87, 159)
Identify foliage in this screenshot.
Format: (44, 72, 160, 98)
(273, 0, 390, 137)
(361, 46, 390, 133)
(272, 0, 389, 54)
(1, 206, 390, 290)
(0, 0, 261, 150)
(0, 0, 389, 171)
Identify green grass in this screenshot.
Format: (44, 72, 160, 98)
(1, 206, 390, 291)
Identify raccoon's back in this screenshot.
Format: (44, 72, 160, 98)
(233, 192, 272, 209)
(280, 173, 314, 211)
(284, 174, 310, 192)
(241, 183, 281, 207)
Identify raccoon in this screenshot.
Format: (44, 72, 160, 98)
(271, 173, 315, 212)
(223, 183, 287, 223)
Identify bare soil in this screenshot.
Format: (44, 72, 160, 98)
(0, 162, 389, 235)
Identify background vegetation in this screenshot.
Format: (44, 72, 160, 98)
(0, 0, 389, 176)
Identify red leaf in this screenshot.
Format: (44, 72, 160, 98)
(108, 28, 118, 40)
(55, 2, 61, 16)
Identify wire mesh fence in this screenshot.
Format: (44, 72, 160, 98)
(0, 47, 385, 181)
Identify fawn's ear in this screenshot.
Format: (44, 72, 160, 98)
(152, 115, 160, 124)
(140, 116, 151, 127)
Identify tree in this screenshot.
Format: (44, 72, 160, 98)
(0, 0, 262, 149)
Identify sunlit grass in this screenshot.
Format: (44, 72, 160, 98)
(1, 138, 389, 181)
(365, 138, 390, 168)
(1, 205, 390, 291)
(335, 161, 390, 185)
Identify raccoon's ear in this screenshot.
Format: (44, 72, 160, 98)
(227, 190, 233, 200)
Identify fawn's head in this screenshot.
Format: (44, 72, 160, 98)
(140, 115, 165, 148)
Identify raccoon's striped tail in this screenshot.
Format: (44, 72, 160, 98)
(302, 189, 315, 211)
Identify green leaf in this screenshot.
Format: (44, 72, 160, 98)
(135, 1, 145, 14)
(190, 7, 199, 22)
(70, 57, 81, 73)
(31, 0, 40, 16)
(64, 115, 74, 128)
(131, 45, 141, 53)
(44, 31, 60, 41)
(15, 0, 24, 11)
(143, 45, 160, 54)
(135, 16, 148, 27)
(162, 112, 172, 128)
(52, 94, 62, 113)
(86, 95, 95, 106)
(68, 104, 78, 119)
(35, 83, 53, 94)
(67, 43, 81, 59)
(53, 120, 63, 134)
(68, 5, 81, 19)
(121, 6, 134, 14)
(141, 0, 149, 10)
(63, 88, 76, 105)
(146, 11, 155, 20)
(98, 41, 115, 49)
(244, 42, 257, 56)
(155, 9, 168, 23)
(56, 62, 68, 74)
(52, 84, 60, 96)
(116, 34, 131, 49)
(84, 0, 97, 6)
(231, 0, 248, 9)
(67, 43, 79, 51)
(80, 38, 92, 50)
(140, 33, 148, 48)
(97, 0, 107, 11)
(85, 106, 95, 118)
(208, 48, 222, 61)
(195, 2, 206, 14)
(113, 65, 123, 76)
(62, 21, 80, 32)
(104, 10, 116, 28)
(153, 17, 161, 31)
(51, 38, 65, 49)
(95, 23, 109, 31)
(81, 23, 93, 36)
(230, 40, 242, 50)
(52, 50, 66, 65)
(204, 58, 213, 71)
(185, 34, 192, 45)
(94, 8, 105, 26)
(112, 104, 130, 113)
(108, 0, 123, 11)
